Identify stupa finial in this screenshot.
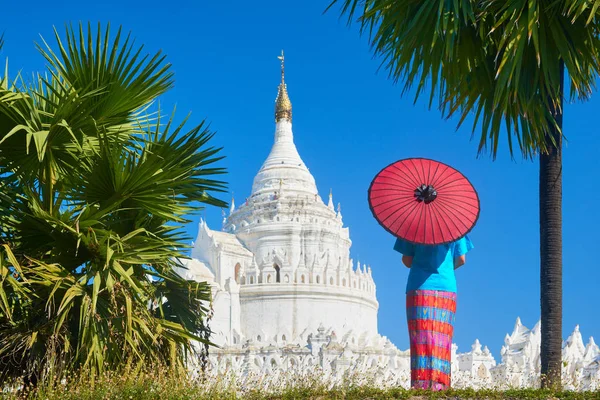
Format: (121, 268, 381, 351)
(278, 49, 285, 84)
(230, 193, 236, 215)
(275, 50, 292, 122)
(328, 189, 334, 210)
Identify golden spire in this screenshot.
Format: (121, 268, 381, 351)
(275, 50, 292, 122)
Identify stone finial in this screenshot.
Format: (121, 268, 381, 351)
(584, 336, 599, 361)
(472, 339, 482, 354)
(515, 317, 522, 328)
(328, 189, 334, 210)
(230, 195, 236, 214)
(298, 253, 306, 269)
(199, 218, 211, 235)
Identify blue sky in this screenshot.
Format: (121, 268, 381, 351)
(3, 0, 598, 359)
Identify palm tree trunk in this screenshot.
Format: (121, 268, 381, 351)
(539, 61, 564, 390)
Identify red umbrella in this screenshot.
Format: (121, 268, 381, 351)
(368, 158, 480, 245)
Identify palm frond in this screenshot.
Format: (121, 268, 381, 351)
(37, 23, 173, 130)
(0, 23, 223, 382)
(331, 0, 600, 158)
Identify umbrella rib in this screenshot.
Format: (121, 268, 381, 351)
(419, 159, 428, 186)
(380, 197, 418, 224)
(440, 193, 479, 201)
(421, 199, 428, 244)
(440, 188, 477, 198)
(429, 201, 463, 242)
(383, 198, 420, 234)
(410, 158, 423, 185)
(429, 200, 453, 244)
(437, 194, 479, 215)
(369, 187, 417, 195)
(430, 164, 451, 188)
(396, 161, 422, 188)
(408, 159, 425, 186)
(373, 196, 417, 216)
(435, 199, 477, 225)
(426, 160, 436, 187)
(373, 175, 419, 191)
(434, 176, 469, 191)
(370, 186, 414, 193)
(438, 181, 473, 192)
(438, 199, 479, 215)
(407, 194, 425, 243)
(434, 169, 461, 189)
(433, 199, 471, 233)
(428, 202, 436, 245)
(394, 202, 421, 241)
(384, 166, 422, 189)
(439, 185, 477, 192)
(393, 165, 419, 188)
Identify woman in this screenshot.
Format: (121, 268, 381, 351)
(394, 235, 473, 391)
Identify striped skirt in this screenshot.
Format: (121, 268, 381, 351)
(406, 290, 456, 391)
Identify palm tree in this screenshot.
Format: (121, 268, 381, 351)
(0, 24, 227, 384)
(331, 0, 600, 389)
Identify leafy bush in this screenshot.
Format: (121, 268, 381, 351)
(0, 23, 226, 384)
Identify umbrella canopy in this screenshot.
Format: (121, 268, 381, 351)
(368, 158, 480, 245)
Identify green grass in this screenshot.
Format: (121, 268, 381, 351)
(2, 367, 599, 399)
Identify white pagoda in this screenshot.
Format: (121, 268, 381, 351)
(176, 53, 404, 376)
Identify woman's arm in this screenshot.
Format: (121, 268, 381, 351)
(454, 255, 466, 269)
(402, 255, 413, 268)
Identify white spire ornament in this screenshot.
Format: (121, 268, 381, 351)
(275, 50, 292, 122)
(230, 194, 236, 214)
(249, 50, 318, 198)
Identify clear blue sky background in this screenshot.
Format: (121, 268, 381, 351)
(3, 0, 598, 360)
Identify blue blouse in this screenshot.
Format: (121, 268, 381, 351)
(393, 236, 474, 293)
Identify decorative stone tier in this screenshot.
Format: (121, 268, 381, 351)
(196, 318, 599, 392)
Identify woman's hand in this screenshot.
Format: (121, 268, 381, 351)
(454, 255, 466, 269)
(402, 255, 413, 268)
